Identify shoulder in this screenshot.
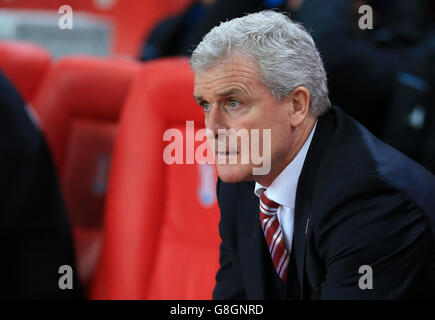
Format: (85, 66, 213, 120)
(311, 173, 433, 269)
(216, 178, 244, 215)
(317, 107, 435, 202)
(216, 178, 252, 230)
(215, 179, 260, 264)
(309, 108, 435, 255)
(316, 106, 435, 214)
(312, 133, 434, 238)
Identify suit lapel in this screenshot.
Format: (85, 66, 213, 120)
(291, 109, 336, 299)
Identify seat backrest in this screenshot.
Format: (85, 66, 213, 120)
(32, 56, 140, 292)
(90, 58, 220, 299)
(0, 41, 51, 103)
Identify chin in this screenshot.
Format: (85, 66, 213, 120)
(216, 164, 253, 183)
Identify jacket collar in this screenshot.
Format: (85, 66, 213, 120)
(291, 108, 336, 298)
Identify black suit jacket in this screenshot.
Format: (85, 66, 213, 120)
(0, 72, 83, 299)
(213, 106, 435, 300)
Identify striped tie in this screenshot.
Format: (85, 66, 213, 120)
(259, 190, 289, 282)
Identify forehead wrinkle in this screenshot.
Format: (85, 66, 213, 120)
(196, 80, 253, 101)
(194, 69, 260, 100)
(216, 87, 245, 97)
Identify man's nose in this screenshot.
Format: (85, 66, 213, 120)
(205, 106, 227, 137)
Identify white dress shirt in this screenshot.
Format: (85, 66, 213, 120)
(254, 122, 317, 254)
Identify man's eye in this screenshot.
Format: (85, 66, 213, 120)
(228, 99, 240, 109)
(201, 102, 211, 110)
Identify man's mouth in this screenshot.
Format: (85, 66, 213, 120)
(217, 151, 239, 156)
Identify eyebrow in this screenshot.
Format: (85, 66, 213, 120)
(217, 88, 245, 97)
(193, 95, 204, 103)
(193, 88, 246, 103)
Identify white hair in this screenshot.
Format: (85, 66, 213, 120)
(190, 10, 331, 116)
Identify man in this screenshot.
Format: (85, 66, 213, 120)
(0, 72, 83, 299)
(190, 11, 435, 299)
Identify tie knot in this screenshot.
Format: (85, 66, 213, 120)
(259, 190, 280, 217)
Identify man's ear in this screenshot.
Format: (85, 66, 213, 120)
(288, 86, 311, 127)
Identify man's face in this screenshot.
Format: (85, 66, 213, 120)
(193, 55, 295, 184)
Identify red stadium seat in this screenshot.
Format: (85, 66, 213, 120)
(90, 58, 220, 299)
(0, 41, 51, 103)
(32, 56, 140, 293)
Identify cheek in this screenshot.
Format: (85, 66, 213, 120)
(235, 116, 268, 134)
(270, 123, 292, 152)
(236, 120, 285, 154)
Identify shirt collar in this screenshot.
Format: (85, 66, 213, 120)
(254, 121, 317, 209)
